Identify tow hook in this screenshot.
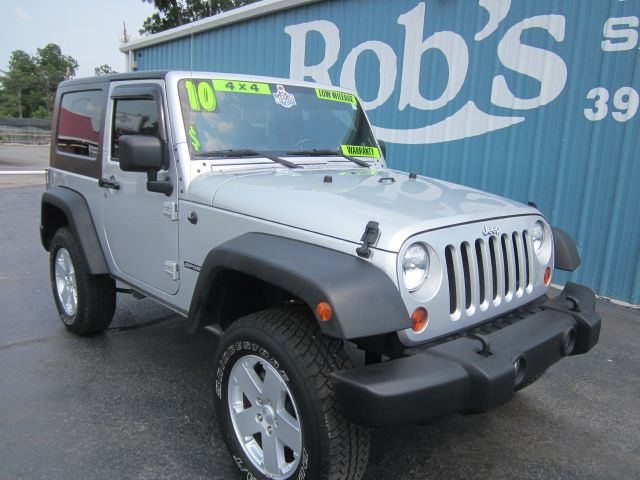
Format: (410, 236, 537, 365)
(468, 333, 492, 357)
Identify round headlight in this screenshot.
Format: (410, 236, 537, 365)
(402, 244, 429, 292)
(532, 221, 545, 253)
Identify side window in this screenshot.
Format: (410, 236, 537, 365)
(57, 90, 103, 158)
(111, 98, 161, 160)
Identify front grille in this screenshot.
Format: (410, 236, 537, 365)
(445, 230, 533, 320)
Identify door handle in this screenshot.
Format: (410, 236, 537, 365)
(99, 177, 120, 190)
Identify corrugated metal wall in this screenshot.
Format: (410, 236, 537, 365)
(134, 0, 640, 304)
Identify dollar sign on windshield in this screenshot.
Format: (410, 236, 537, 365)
(189, 125, 201, 151)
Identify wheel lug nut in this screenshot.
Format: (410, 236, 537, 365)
(267, 426, 273, 435)
(257, 413, 263, 422)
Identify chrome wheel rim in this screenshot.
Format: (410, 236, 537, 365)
(54, 248, 78, 318)
(227, 354, 302, 479)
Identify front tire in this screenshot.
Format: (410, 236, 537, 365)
(214, 307, 370, 480)
(49, 227, 116, 335)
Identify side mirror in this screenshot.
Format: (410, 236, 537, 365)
(377, 139, 387, 158)
(119, 135, 164, 172)
(119, 135, 173, 196)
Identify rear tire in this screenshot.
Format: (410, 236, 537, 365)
(213, 307, 370, 479)
(49, 227, 116, 335)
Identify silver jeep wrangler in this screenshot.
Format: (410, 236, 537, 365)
(41, 71, 601, 480)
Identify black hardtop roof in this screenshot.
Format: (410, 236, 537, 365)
(59, 70, 169, 88)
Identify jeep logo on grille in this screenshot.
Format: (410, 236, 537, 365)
(482, 225, 501, 236)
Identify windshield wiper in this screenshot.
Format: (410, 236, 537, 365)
(286, 149, 339, 157)
(195, 149, 300, 169)
(195, 149, 259, 158)
(286, 149, 371, 168)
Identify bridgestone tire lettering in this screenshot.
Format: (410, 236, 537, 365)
(213, 307, 369, 479)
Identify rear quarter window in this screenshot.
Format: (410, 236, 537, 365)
(57, 90, 104, 158)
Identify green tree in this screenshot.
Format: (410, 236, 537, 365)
(0, 43, 78, 119)
(0, 50, 37, 118)
(32, 105, 51, 119)
(140, 0, 259, 35)
(95, 64, 118, 76)
(35, 43, 79, 113)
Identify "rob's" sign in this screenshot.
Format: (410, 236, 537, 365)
(284, 1, 638, 144)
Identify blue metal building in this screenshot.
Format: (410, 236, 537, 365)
(121, 0, 640, 305)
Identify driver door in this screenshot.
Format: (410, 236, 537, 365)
(100, 82, 179, 295)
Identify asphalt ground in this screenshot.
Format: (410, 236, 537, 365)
(0, 144, 49, 170)
(0, 144, 49, 188)
(1, 146, 639, 479)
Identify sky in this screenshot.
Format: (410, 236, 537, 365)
(0, 0, 157, 77)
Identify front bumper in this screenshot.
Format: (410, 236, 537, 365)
(331, 283, 601, 427)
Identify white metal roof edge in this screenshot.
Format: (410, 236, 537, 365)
(120, 0, 322, 53)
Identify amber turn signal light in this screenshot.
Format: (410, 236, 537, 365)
(411, 307, 428, 332)
(544, 266, 552, 286)
(316, 301, 333, 321)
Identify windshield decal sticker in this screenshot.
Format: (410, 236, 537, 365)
(273, 85, 296, 108)
(340, 145, 381, 158)
(184, 80, 217, 112)
(212, 80, 271, 95)
(338, 169, 377, 176)
(315, 88, 357, 105)
(188, 125, 201, 152)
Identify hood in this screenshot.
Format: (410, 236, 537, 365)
(187, 167, 537, 252)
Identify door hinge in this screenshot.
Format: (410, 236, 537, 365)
(162, 201, 178, 221)
(164, 261, 180, 280)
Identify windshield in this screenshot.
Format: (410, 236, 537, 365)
(177, 78, 380, 160)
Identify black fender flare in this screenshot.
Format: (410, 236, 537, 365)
(41, 186, 109, 274)
(552, 227, 581, 272)
(188, 233, 411, 339)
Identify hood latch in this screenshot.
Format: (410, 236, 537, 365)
(356, 221, 380, 259)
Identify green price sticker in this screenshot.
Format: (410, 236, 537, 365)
(340, 145, 381, 158)
(188, 125, 201, 152)
(315, 88, 357, 105)
(212, 80, 271, 95)
(184, 80, 217, 112)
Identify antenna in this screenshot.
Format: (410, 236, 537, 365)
(121, 21, 130, 43)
